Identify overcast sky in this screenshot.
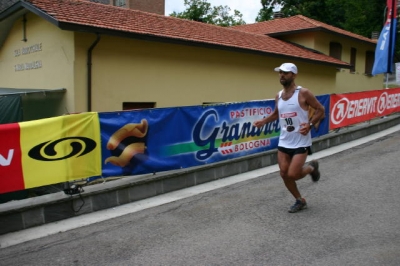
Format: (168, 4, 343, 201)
(165, 0, 264, 24)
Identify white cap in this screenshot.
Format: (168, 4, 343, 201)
(274, 63, 298, 74)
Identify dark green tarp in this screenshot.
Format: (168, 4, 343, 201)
(0, 93, 22, 124)
(0, 88, 66, 124)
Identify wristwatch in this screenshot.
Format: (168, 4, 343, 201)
(309, 122, 313, 128)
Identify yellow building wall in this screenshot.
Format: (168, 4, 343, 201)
(0, 13, 74, 113)
(281, 32, 382, 93)
(314, 32, 382, 92)
(279, 32, 316, 49)
(74, 33, 338, 112)
(77, 34, 277, 111)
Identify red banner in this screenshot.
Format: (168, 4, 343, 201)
(330, 88, 400, 129)
(0, 123, 24, 193)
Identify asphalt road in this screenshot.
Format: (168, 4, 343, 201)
(1, 131, 400, 266)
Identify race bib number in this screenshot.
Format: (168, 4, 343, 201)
(280, 112, 300, 132)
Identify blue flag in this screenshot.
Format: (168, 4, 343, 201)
(372, 0, 398, 75)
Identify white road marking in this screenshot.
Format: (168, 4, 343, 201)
(1, 124, 399, 249)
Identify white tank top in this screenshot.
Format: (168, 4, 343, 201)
(277, 86, 312, 148)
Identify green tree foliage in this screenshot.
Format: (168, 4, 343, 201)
(256, 0, 400, 60)
(169, 0, 246, 27)
(256, 0, 386, 37)
(341, 0, 386, 38)
(255, 0, 274, 22)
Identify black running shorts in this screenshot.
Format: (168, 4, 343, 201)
(278, 146, 312, 158)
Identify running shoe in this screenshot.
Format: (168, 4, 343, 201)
(288, 198, 307, 213)
(309, 160, 320, 182)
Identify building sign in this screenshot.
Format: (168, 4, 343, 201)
(13, 43, 43, 71)
(14, 43, 42, 56)
(14, 61, 42, 71)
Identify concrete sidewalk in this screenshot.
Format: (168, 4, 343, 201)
(1, 114, 400, 235)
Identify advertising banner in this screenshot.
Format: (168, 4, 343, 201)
(100, 101, 278, 177)
(100, 97, 330, 177)
(0, 113, 102, 194)
(330, 88, 400, 129)
(0, 123, 24, 193)
(311, 94, 330, 137)
(0, 96, 331, 193)
(21, 113, 102, 189)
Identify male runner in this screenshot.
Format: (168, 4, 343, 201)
(254, 63, 325, 213)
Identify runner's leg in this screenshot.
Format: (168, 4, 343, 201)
(278, 150, 300, 199)
(288, 152, 312, 181)
(278, 150, 310, 199)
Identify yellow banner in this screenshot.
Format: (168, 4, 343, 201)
(20, 113, 101, 188)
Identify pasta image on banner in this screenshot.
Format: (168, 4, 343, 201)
(20, 113, 102, 189)
(104, 119, 148, 167)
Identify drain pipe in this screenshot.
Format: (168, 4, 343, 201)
(87, 34, 101, 112)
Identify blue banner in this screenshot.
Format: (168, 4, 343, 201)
(311, 94, 330, 138)
(372, 0, 398, 75)
(99, 97, 330, 178)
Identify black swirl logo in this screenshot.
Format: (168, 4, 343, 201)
(286, 126, 295, 132)
(29, 137, 96, 161)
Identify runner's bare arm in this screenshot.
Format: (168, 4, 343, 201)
(301, 88, 325, 124)
(253, 94, 279, 128)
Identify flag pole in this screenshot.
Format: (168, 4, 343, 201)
(387, 0, 396, 76)
(386, 73, 389, 88)
(371, 0, 398, 78)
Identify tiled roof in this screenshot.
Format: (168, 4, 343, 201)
(17, 0, 350, 67)
(232, 15, 375, 44)
(0, 0, 18, 13)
